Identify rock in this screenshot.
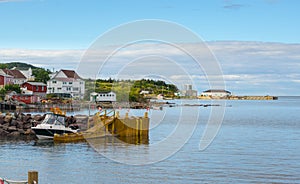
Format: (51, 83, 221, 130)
(33, 115, 40, 121)
(7, 126, 17, 132)
(2, 123, 9, 130)
(17, 129, 25, 134)
(9, 131, 20, 137)
(0, 129, 9, 136)
(0, 116, 4, 125)
(33, 114, 45, 121)
(10, 119, 18, 126)
(24, 129, 35, 135)
(24, 114, 32, 122)
(16, 120, 24, 129)
(4, 115, 12, 124)
(23, 123, 32, 130)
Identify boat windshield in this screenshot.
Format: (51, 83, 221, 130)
(42, 114, 65, 126)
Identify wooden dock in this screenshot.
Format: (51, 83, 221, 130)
(54, 111, 149, 144)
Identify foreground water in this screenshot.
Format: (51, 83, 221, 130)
(0, 97, 300, 183)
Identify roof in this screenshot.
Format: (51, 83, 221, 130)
(2, 69, 26, 79)
(23, 82, 46, 86)
(203, 89, 231, 93)
(61, 70, 82, 79)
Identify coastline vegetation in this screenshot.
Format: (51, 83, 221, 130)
(85, 78, 178, 102)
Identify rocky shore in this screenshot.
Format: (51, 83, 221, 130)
(0, 112, 44, 138)
(0, 112, 91, 139)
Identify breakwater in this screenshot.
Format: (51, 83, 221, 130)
(0, 112, 90, 138)
(0, 112, 40, 138)
(199, 95, 278, 100)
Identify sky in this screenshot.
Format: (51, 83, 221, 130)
(0, 0, 300, 95)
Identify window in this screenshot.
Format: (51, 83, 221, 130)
(36, 86, 38, 91)
(69, 82, 73, 84)
(66, 87, 71, 91)
(73, 87, 79, 91)
(52, 81, 57, 84)
(63, 82, 67, 85)
(58, 87, 62, 90)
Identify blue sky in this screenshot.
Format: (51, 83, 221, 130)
(0, 0, 299, 48)
(0, 0, 300, 95)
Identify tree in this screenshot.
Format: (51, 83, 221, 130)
(32, 68, 50, 83)
(4, 84, 21, 93)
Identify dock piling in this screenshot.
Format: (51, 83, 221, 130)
(28, 170, 38, 184)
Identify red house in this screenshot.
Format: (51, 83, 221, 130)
(12, 94, 39, 104)
(21, 82, 47, 96)
(0, 74, 13, 88)
(11, 82, 47, 104)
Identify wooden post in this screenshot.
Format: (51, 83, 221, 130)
(28, 170, 38, 184)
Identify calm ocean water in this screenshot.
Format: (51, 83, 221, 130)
(0, 97, 300, 183)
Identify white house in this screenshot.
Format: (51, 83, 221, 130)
(92, 92, 116, 102)
(47, 69, 85, 99)
(19, 67, 35, 81)
(201, 89, 231, 98)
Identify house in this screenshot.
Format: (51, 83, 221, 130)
(92, 92, 116, 102)
(0, 72, 13, 88)
(20, 82, 47, 97)
(200, 89, 231, 98)
(18, 67, 35, 81)
(10, 82, 47, 104)
(12, 94, 40, 104)
(1, 69, 27, 85)
(47, 69, 85, 99)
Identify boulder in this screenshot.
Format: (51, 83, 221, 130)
(10, 119, 18, 126)
(7, 126, 17, 132)
(23, 123, 32, 130)
(24, 129, 35, 135)
(0, 129, 9, 136)
(2, 123, 9, 130)
(17, 129, 25, 134)
(0, 116, 4, 125)
(16, 120, 24, 129)
(9, 131, 20, 137)
(24, 114, 32, 122)
(4, 115, 12, 124)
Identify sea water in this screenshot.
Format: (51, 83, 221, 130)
(0, 97, 299, 183)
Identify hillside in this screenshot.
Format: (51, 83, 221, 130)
(85, 78, 179, 102)
(0, 62, 38, 70)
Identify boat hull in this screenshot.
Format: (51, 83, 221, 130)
(32, 128, 76, 139)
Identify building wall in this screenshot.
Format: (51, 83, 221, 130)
(13, 78, 26, 85)
(0, 75, 13, 87)
(12, 95, 39, 104)
(21, 83, 47, 93)
(47, 79, 85, 99)
(201, 92, 230, 97)
(94, 92, 116, 102)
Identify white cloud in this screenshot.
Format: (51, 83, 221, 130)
(1, 41, 300, 95)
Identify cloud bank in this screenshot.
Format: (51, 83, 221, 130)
(0, 41, 299, 95)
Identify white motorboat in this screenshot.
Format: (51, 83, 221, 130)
(32, 113, 79, 139)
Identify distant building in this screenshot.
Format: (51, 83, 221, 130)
(201, 89, 231, 98)
(47, 69, 85, 99)
(91, 92, 116, 102)
(18, 67, 35, 81)
(181, 84, 197, 97)
(0, 72, 13, 88)
(12, 94, 40, 104)
(1, 69, 27, 85)
(21, 82, 47, 97)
